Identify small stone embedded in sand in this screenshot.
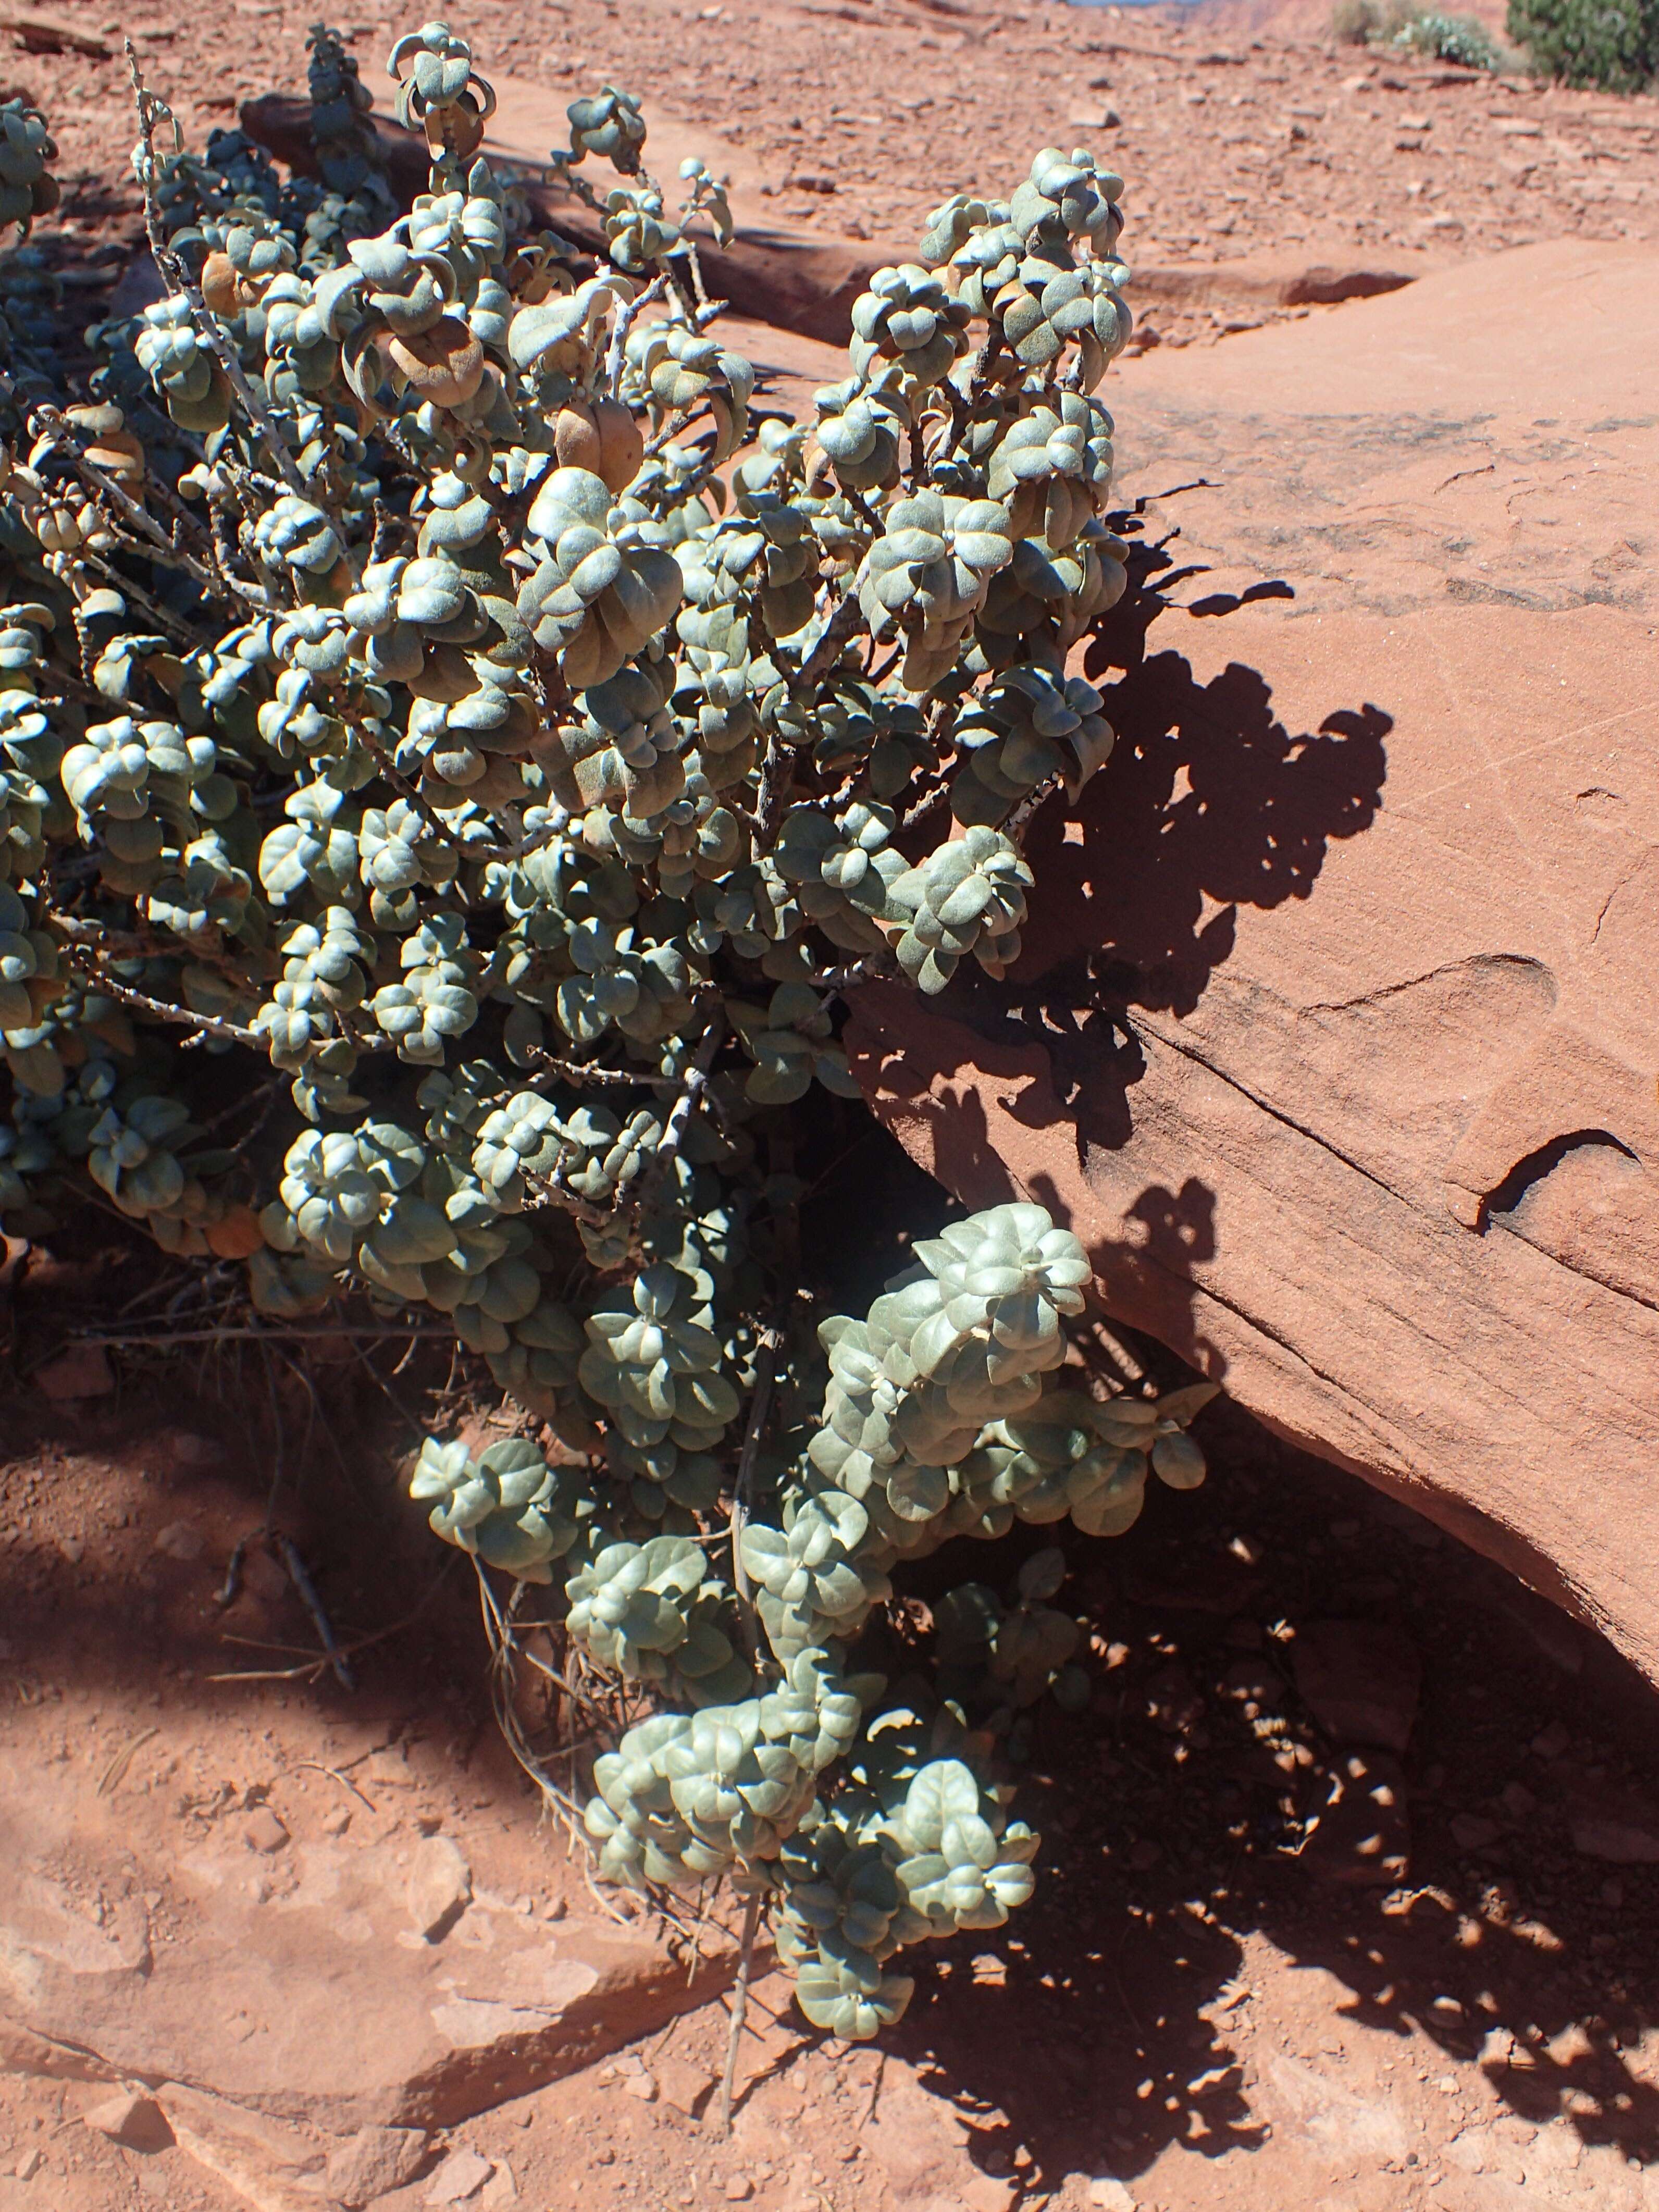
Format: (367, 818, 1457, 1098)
(243, 1807, 290, 1855)
(654, 2055, 714, 2117)
(367, 1743, 418, 1789)
(964, 2176, 1018, 2212)
(407, 1833, 473, 1941)
(1530, 1721, 1571, 1762)
(425, 2144, 494, 2205)
(1291, 1621, 1421, 1753)
(1088, 2181, 1136, 2211)
(81, 2089, 171, 2149)
(1568, 1788, 1659, 1865)
(326, 2125, 431, 2207)
(152, 1520, 205, 1563)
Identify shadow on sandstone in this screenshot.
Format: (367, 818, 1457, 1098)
(883, 1385, 1659, 2197)
(5, 1243, 1659, 2191)
(863, 522, 1391, 1176)
(845, 537, 1659, 2177)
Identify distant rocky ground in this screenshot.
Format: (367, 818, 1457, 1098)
(11, 0, 1659, 355)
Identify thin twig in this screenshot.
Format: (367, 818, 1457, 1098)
(526, 1048, 648, 1090)
(274, 1533, 355, 1691)
(898, 778, 949, 833)
(472, 1565, 614, 1872)
(126, 45, 309, 505)
(346, 710, 511, 867)
(729, 1329, 779, 1621)
(522, 1167, 618, 1230)
(48, 906, 261, 994)
(507, 1633, 628, 1729)
(1005, 773, 1062, 842)
(795, 590, 867, 696)
(97, 1726, 159, 1797)
(208, 1563, 455, 1684)
(606, 272, 667, 397)
(78, 542, 199, 648)
(7, 383, 229, 604)
(291, 1759, 378, 1812)
(805, 956, 898, 994)
(716, 1892, 763, 2138)
(639, 1008, 726, 1207)
(754, 596, 868, 843)
(644, 402, 705, 457)
(60, 953, 265, 1047)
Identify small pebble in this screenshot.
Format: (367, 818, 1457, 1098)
(1088, 2182, 1135, 2212)
(152, 1521, 204, 1563)
(243, 1808, 290, 1855)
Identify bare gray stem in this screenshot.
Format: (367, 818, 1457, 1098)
(716, 1892, 762, 2139)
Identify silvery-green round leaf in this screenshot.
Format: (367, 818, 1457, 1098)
(1151, 1430, 1206, 1491)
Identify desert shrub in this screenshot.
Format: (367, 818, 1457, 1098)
(1332, 0, 1405, 42)
(1393, 9, 1504, 63)
(1334, 0, 1504, 60)
(0, 24, 1217, 2036)
(1507, 0, 1659, 83)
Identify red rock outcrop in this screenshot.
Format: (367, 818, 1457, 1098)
(848, 242, 1659, 1681)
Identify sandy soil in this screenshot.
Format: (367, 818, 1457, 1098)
(2, 1220, 1658, 2212)
(10, 0, 1659, 348)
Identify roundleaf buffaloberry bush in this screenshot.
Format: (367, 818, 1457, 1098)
(0, 22, 1215, 2037)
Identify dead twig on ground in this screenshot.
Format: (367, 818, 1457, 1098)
(209, 1556, 454, 1684)
(273, 1532, 355, 1690)
(97, 1726, 158, 1797)
(291, 1759, 378, 1812)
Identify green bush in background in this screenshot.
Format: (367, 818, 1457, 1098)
(1507, 0, 1658, 85)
